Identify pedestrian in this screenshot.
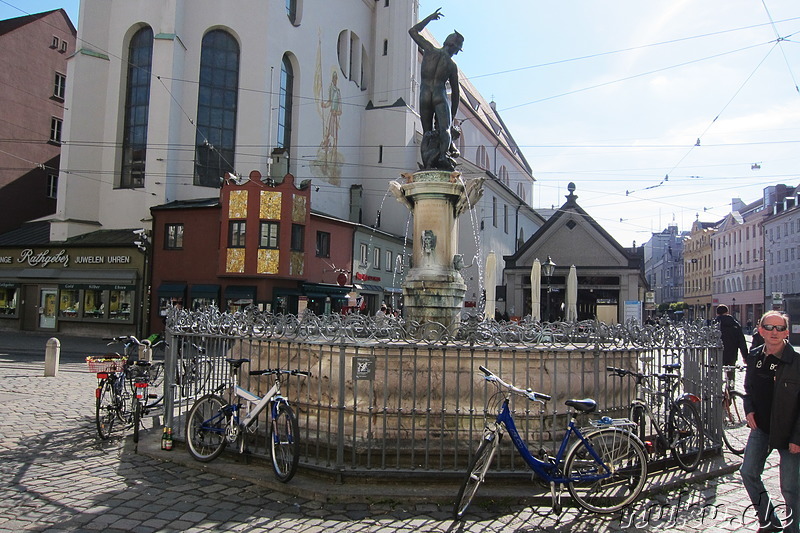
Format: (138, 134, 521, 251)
(716, 304, 748, 378)
(741, 311, 800, 533)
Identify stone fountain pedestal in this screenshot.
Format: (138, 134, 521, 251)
(391, 170, 483, 330)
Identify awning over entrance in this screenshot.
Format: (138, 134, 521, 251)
(353, 283, 384, 293)
(190, 284, 220, 298)
(301, 283, 349, 300)
(224, 285, 256, 300)
(158, 282, 187, 297)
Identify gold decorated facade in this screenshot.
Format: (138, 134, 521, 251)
(258, 249, 280, 274)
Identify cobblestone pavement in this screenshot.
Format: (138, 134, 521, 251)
(0, 340, 788, 532)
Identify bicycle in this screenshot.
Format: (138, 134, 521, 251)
(454, 366, 648, 519)
(185, 358, 310, 482)
(607, 363, 704, 472)
(88, 335, 165, 442)
(176, 340, 213, 397)
(720, 364, 747, 455)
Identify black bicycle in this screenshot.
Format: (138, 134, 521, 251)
(88, 335, 165, 441)
(608, 363, 704, 471)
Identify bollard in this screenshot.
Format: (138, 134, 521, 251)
(44, 337, 60, 377)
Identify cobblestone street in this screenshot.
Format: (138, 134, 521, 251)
(0, 336, 787, 532)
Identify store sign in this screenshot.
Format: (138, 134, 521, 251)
(355, 272, 381, 282)
(0, 248, 134, 269)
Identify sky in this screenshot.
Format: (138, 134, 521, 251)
(3, 0, 800, 248)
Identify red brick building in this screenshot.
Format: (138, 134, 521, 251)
(148, 172, 354, 331)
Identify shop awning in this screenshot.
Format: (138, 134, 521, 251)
(190, 284, 220, 298)
(224, 285, 256, 300)
(353, 283, 384, 293)
(15, 269, 137, 282)
(158, 282, 187, 297)
(302, 283, 349, 301)
(384, 287, 403, 294)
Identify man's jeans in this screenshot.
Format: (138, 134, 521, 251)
(741, 427, 800, 532)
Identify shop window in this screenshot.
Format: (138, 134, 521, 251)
(109, 289, 134, 321)
(84, 288, 106, 319)
(158, 296, 184, 319)
(59, 288, 80, 318)
(0, 286, 18, 316)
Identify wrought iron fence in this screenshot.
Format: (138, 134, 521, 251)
(162, 307, 723, 477)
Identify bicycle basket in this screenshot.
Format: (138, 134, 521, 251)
(86, 354, 125, 373)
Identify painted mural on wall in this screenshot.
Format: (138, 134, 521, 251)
(311, 32, 344, 185)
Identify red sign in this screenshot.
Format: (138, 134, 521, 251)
(337, 273, 348, 286)
(355, 272, 381, 282)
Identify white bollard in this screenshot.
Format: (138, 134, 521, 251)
(44, 337, 60, 377)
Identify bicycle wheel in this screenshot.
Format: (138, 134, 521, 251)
(96, 379, 117, 439)
(132, 396, 142, 443)
(270, 401, 300, 482)
(453, 432, 501, 520)
(565, 427, 648, 513)
(147, 362, 165, 406)
(669, 398, 703, 471)
(195, 359, 212, 395)
(722, 391, 747, 455)
(630, 404, 647, 442)
(185, 394, 229, 462)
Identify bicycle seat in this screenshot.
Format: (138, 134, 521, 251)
(225, 358, 250, 370)
(663, 362, 681, 371)
(565, 398, 597, 413)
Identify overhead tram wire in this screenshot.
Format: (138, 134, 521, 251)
(761, 0, 800, 94)
(624, 38, 786, 196)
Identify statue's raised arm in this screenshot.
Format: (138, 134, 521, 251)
(408, 8, 443, 51)
(408, 9, 464, 171)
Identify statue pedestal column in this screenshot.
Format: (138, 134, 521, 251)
(399, 170, 469, 330)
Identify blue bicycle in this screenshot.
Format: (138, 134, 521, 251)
(454, 366, 648, 519)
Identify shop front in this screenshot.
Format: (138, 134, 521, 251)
(0, 245, 144, 336)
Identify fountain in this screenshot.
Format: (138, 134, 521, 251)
(387, 8, 484, 330)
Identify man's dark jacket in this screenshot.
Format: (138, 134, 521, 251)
(743, 342, 800, 449)
(717, 314, 748, 366)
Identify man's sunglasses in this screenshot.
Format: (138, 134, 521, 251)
(761, 324, 788, 332)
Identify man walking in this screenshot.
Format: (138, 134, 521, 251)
(741, 311, 800, 533)
(716, 304, 749, 367)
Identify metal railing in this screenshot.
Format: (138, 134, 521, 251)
(161, 307, 723, 477)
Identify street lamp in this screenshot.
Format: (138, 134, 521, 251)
(542, 255, 556, 323)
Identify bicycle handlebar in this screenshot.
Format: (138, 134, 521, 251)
(249, 368, 311, 377)
(478, 365, 551, 403)
(103, 335, 160, 347)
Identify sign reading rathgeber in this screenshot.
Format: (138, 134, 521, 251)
(352, 356, 376, 381)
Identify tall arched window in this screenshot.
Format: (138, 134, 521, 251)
(277, 54, 294, 167)
(120, 26, 153, 188)
(194, 30, 239, 187)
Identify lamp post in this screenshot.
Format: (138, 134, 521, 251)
(732, 297, 736, 321)
(542, 255, 556, 323)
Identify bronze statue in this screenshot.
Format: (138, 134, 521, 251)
(408, 9, 463, 171)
